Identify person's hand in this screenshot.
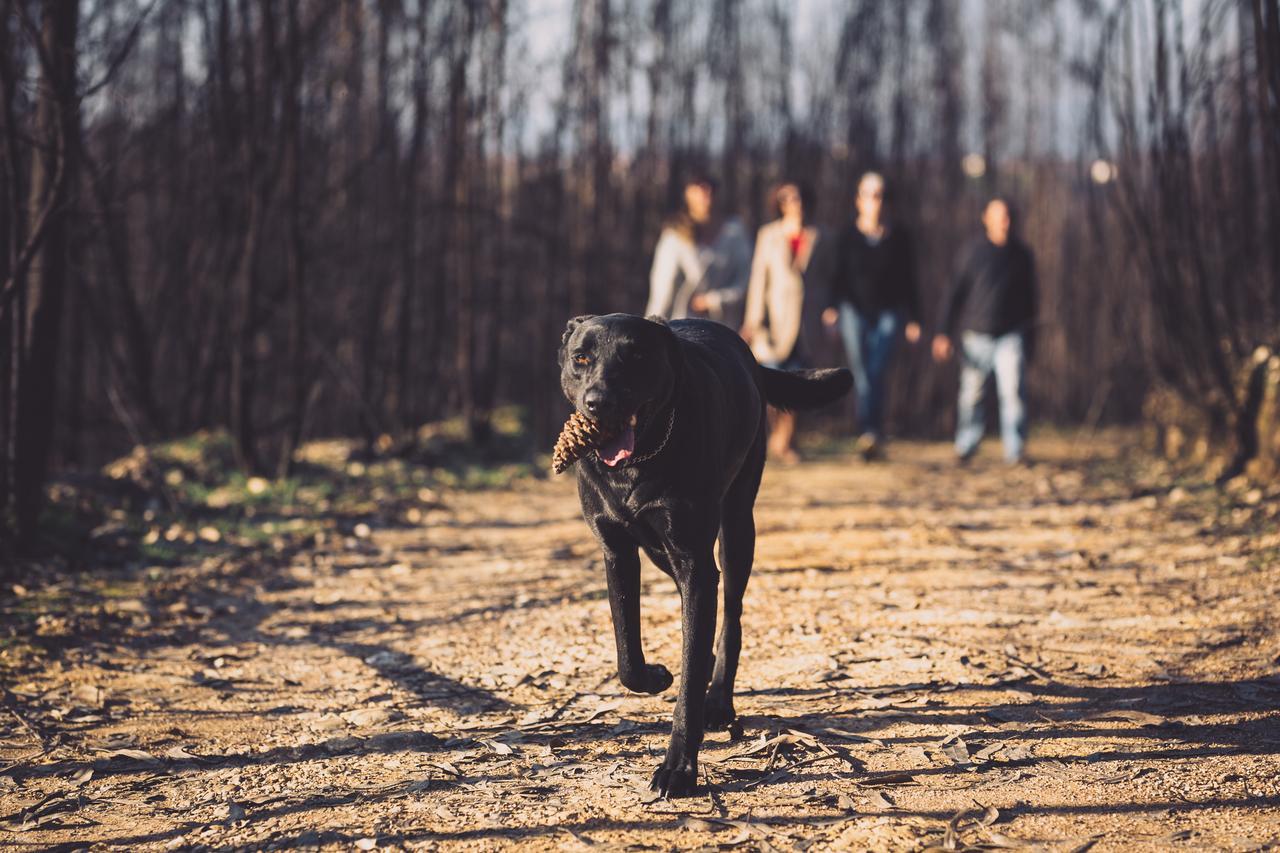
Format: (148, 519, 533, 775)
(821, 307, 839, 327)
(932, 334, 953, 362)
(904, 322, 922, 344)
(738, 325, 755, 343)
(689, 293, 709, 312)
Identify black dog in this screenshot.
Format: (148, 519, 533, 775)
(559, 313, 852, 796)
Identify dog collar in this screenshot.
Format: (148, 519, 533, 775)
(627, 406, 676, 466)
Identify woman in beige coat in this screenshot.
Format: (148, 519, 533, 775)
(740, 182, 820, 463)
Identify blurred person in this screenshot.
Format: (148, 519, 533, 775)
(932, 197, 1038, 465)
(821, 172, 922, 460)
(645, 175, 752, 328)
(740, 181, 821, 464)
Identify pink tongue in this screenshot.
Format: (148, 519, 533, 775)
(598, 427, 636, 466)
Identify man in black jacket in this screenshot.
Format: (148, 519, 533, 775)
(932, 197, 1037, 464)
(821, 172, 922, 460)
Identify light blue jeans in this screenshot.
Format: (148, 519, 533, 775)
(956, 331, 1026, 462)
(836, 304, 900, 439)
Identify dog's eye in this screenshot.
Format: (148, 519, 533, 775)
(573, 354, 592, 367)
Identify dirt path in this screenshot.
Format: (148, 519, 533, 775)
(3, 435, 1280, 851)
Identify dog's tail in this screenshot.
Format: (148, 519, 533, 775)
(756, 366, 853, 412)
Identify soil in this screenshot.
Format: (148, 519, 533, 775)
(3, 434, 1280, 851)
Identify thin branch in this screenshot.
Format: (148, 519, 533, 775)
(80, 0, 165, 99)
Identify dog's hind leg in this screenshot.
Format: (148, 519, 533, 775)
(706, 429, 766, 732)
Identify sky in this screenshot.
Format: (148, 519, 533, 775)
(514, 0, 1102, 157)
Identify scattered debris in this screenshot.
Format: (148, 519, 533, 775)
(3, 439, 1276, 849)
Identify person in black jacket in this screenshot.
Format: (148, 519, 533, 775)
(821, 172, 922, 460)
(932, 197, 1038, 464)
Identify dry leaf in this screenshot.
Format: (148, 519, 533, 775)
(866, 790, 896, 809)
(72, 684, 105, 708)
(812, 726, 886, 747)
(941, 738, 971, 764)
(982, 831, 1037, 849)
(10, 792, 82, 832)
(725, 731, 817, 762)
(973, 742, 1004, 761)
(310, 713, 346, 732)
(479, 739, 514, 755)
(1086, 709, 1167, 727)
(341, 708, 395, 728)
(518, 700, 622, 732)
(103, 748, 159, 763)
(856, 772, 917, 787)
(680, 816, 725, 832)
(163, 745, 203, 762)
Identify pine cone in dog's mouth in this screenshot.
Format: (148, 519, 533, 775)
(551, 411, 638, 473)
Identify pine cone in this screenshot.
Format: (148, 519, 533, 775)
(552, 411, 615, 474)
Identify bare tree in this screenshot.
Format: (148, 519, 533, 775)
(2, 0, 1272, 554)
(3, 0, 79, 550)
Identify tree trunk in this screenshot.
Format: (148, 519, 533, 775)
(0, 0, 21, 527)
(394, 2, 431, 434)
(11, 0, 79, 548)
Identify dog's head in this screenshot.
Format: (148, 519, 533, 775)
(558, 313, 682, 467)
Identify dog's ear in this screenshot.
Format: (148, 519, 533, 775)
(558, 315, 594, 365)
(647, 315, 684, 376)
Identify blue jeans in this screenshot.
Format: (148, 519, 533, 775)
(956, 331, 1026, 462)
(836, 304, 899, 439)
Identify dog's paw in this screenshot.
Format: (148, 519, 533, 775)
(649, 757, 698, 798)
(621, 663, 673, 695)
(641, 663, 674, 694)
(704, 690, 737, 732)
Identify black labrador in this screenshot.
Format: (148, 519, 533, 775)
(559, 313, 852, 796)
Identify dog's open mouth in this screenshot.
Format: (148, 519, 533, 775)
(598, 413, 638, 466)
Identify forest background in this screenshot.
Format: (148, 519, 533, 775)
(2, 0, 1279, 548)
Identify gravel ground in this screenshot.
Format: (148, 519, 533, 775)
(2, 434, 1279, 851)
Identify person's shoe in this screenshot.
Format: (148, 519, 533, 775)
(956, 447, 977, 467)
(855, 433, 882, 461)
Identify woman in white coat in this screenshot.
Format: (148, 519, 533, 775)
(645, 176, 751, 328)
(740, 182, 820, 464)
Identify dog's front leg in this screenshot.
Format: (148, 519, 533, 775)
(599, 526, 673, 695)
(650, 558, 718, 797)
